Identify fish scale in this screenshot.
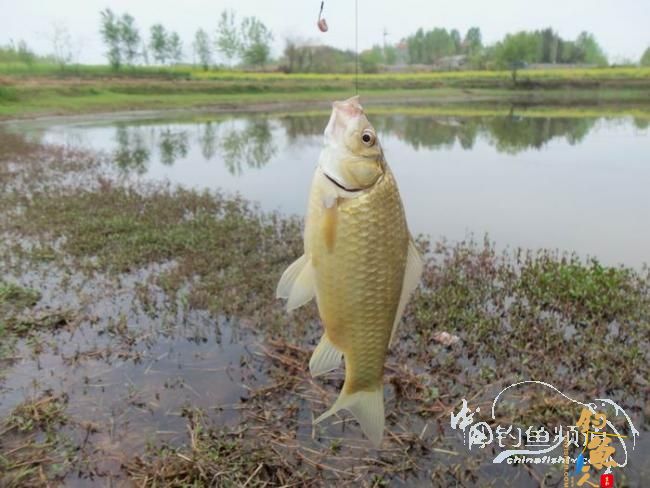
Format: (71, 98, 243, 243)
(306, 168, 408, 393)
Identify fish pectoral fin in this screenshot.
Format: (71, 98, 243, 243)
(276, 254, 316, 311)
(389, 238, 424, 347)
(309, 335, 343, 377)
(314, 386, 385, 448)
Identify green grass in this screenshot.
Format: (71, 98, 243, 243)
(1, 65, 649, 119)
(2, 62, 649, 82)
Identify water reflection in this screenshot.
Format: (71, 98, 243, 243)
(38, 110, 650, 267)
(114, 126, 150, 175)
(159, 129, 189, 166)
(485, 117, 595, 153)
(108, 114, 636, 176)
(111, 118, 277, 175)
(220, 119, 276, 175)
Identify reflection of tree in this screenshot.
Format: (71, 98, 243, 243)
(487, 116, 596, 154)
(110, 118, 278, 177)
(113, 126, 150, 175)
(633, 118, 650, 130)
(374, 116, 480, 151)
(373, 114, 597, 154)
(159, 129, 189, 166)
(110, 112, 605, 178)
(200, 122, 218, 159)
(279, 116, 326, 143)
(220, 119, 277, 175)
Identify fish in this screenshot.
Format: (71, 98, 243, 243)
(276, 95, 423, 447)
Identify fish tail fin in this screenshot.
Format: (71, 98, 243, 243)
(314, 385, 384, 447)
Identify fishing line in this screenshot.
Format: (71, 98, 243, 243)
(317, 1, 328, 32)
(317, 0, 358, 94)
(355, 0, 359, 94)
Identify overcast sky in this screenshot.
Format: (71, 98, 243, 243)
(2, 0, 649, 64)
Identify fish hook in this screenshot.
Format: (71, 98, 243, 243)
(317, 1, 328, 32)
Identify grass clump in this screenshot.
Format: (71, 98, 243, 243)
(0, 281, 73, 338)
(2, 392, 68, 433)
(0, 281, 40, 315)
(124, 408, 301, 487)
(0, 393, 72, 487)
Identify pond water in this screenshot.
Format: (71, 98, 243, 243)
(36, 110, 650, 267)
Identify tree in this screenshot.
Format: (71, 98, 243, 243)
(360, 45, 383, 73)
(540, 27, 558, 63)
(575, 31, 607, 65)
(193, 29, 212, 70)
(215, 9, 240, 66)
(407, 28, 425, 64)
(16, 40, 35, 66)
(450, 29, 462, 54)
(463, 27, 482, 55)
(425, 28, 455, 62)
(167, 32, 183, 64)
(141, 41, 149, 65)
(641, 47, 650, 67)
(283, 39, 299, 72)
(406, 27, 456, 64)
(51, 23, 76, 69)
(149, 24, 168, 65)
(100, 9, 122, 70)
(495, 32, 540, 83)
(383, 45, 398, 65)
(239, 16, 273, 67)
(119, 13, 141, 65)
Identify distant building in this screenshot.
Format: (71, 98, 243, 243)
(434, 55, 468, 70)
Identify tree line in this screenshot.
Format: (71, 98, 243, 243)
(3, 10, 650, 73)
(98, 8, 272, 70)
(402, 27, 607, 67)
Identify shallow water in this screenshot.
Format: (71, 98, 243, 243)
(32, 110, 650, 268)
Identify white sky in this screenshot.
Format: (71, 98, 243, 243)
(1, 0, 649, 64)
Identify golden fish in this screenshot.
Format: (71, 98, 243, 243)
(276, 96, 423, 447)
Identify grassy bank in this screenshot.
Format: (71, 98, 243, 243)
(1, 66, 650, 119)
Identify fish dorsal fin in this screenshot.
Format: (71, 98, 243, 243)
(389, 238, 424, 347)
(309, 335, 343, 377)
(276, 254, 316, 311)
(314, 385, 385, 448)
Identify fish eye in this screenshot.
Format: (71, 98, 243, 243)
(361, 129, 376, 146)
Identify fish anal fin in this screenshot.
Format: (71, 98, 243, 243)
(389, 238, 424, 347)
(314, 386, 385, 448)
(276, 254, 316, 311)
(309, 335, 343, 377)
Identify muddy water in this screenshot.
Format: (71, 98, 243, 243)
(30, 111, 650, 268)
(0, 261, 263, 484)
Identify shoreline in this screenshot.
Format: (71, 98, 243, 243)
(2, 68, 650, 121)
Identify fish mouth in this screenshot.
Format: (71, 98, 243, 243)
(323, 171, 363, 193)
(332, 95, 363, 118)
(325, 96, 363, 139)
